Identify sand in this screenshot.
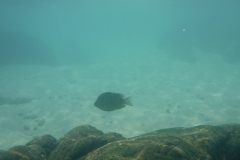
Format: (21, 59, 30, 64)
(0, 51, 240, 150)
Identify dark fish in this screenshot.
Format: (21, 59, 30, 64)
(94, 92, 133, 111)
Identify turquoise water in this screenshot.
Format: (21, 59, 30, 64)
(0, 0, 240, 150)
(1, 0, 239, 65)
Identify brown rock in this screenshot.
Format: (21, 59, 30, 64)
(82, 124, 240, 160)
(102, 132, 125, 143)
(25, 134, 56, 156)
(48, 125, 108, 160)
(2, 124, 240, 160)
(0, 150, 15, 160)
(6, 145, 47, 160)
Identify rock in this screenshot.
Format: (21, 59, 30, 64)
(25, 134, 57, 156)
(6, 145, 47, 160)
(82, 124, 240, 160)
(1, 124, 240, 160)
(38, 119, 45, 126)
(102, 132, 125, 143)
(0, 150, 15, 160)
(48, 125, 108, 160)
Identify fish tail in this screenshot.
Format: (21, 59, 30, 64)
(124, 97, 133, 106)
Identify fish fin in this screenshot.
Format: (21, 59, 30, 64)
(124, 97, 133, 106)
(117, 104, 126, 109)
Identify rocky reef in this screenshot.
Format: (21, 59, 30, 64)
(1, 124, 240, 160)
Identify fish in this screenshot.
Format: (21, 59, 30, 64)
(94, 92, 133, 111)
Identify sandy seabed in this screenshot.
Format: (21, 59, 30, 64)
(0, 52, 240, 150)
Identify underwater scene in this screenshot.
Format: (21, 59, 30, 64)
(0, 0, 240, 159)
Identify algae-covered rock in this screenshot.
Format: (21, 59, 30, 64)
(0, 134, 55, 160)
(25, 134, 57, 156)
(83, 124, 240, 160)
(102, 132, 125, 143)
(6, 145, 47, 160)
(1, 124, 240, 160)
(48, 125, 108, 160)
(0, 150, 15, 160)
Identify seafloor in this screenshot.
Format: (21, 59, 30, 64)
(0, 51, 240, 150)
